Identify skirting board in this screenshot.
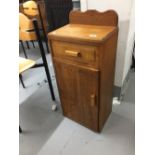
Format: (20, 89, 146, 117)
(113, 68, 135, 100)
(113, 86, 121, 98)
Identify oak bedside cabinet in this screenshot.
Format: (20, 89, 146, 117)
(48, 10, 118, 132)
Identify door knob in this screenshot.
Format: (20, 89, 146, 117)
(90, 94, 96, 107)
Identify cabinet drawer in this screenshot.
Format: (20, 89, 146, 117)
(52, 41, 98, 66)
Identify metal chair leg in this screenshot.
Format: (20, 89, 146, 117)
(20, 40, 28, 58)
(31, 41, 35, 48)
(37, 4, 50, 53)
(19, 126, 22, 133)
(33, 19, 55, 101)
(26, 41, 30, 49)
(19, 74, 26, 88)
(45, 42, 50, 54)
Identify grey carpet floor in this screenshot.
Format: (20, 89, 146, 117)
(19, 84, 63, 155)
(39, 71, 134, 155)
(19, 42, 62, 155)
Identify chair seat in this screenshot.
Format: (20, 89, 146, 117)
(19, 57, 36, 74)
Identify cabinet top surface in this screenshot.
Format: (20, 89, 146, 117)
(48, 24, 117, 43)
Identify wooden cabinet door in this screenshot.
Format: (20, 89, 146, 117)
(54, 59, 99, 131)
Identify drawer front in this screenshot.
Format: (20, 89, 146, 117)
(52, 41, 98, 67)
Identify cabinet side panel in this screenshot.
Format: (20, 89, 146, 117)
(99, 30, 118, 131)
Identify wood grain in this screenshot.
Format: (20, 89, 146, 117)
(70, 10, 118, 26)
(54, 58, 99, 132)
(48, 24, 117, 44)
(48, 10, 118, 132)
(19, 0, 48, 33)
(19, 13, 37, 41)
(98, 29, 118, 131)
(19, 57, 36, 74)
(51, 41, 99, 68)
(22, 0, 39, 16)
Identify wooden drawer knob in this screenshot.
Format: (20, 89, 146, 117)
(65, 50, 81, 57)
(90, 94, 96, 107)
